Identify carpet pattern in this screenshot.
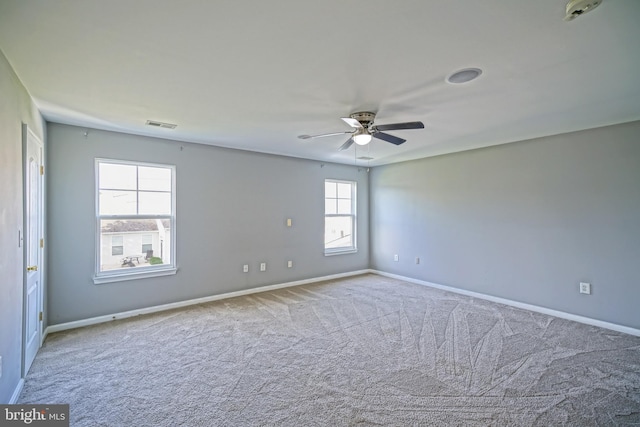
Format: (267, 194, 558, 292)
(19, 274, 640, 426)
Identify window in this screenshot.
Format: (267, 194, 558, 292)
(95, 159, 176, 283)
(324, 179, 356, 255)
(111, 236, 124, 256)
(141, 234, 153, 254)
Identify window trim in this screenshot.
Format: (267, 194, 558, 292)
(324, 179, 357, 256)
(93, 158, 177, 284)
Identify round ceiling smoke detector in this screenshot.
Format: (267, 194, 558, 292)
(446, 68, 482, 84)
(564, 0, 602, 21)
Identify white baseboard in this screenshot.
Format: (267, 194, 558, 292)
(372, 270, 640, 337)
(9, 379, 24, 404)
(45, 268, 639, 339)
(45, 269, 371, 335)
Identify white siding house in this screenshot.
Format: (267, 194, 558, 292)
(100, 219, 171, 271)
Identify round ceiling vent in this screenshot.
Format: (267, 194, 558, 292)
(446, 68, 483, 84)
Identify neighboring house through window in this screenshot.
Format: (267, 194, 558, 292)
(95, 159, 176, 283)
(324, 179, 356, 255)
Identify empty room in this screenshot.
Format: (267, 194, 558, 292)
(1, 0, 639, 425)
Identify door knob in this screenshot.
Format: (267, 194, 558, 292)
(26, 265, 38, 272)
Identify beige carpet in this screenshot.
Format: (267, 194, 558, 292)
(19, 274, 640, 426)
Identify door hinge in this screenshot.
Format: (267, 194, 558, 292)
(39, 311, 43, 321)
(40, 238, 44, 248)
(40, 165, 44, 175)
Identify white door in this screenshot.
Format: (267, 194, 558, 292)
(23, 124, 43, 376)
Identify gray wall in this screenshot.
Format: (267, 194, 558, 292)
(371, 121, 640, 329)
(47, 123, 369, 324)
(0, 50, 45, 402)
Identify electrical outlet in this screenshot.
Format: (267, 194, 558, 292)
(260, 262, 266, 272)
(394, 254, 399, 262)
(243, 264, 249, 273)
(286, 218, 292, 227)
(415, 257, 420, 264)
(287, 260, 293, 268)
(579, 282, 591, 295)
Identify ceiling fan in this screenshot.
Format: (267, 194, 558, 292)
(298, 111, 424, 151)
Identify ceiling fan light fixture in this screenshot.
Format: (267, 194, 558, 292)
(353, 133, 372, 145)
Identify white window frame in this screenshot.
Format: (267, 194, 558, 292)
(324, 179, 357, 256)
(94, 158, 177, 284)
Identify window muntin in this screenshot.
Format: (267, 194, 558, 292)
(96, 159, 176, 282)
(324, 180, 356, 254)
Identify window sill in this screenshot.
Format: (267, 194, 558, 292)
(93, 267, 178, 284)
(324, 248, 358, 257)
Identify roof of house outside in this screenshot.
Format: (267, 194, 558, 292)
(101, 219, 170, 233)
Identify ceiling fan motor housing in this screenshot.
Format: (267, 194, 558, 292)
(350, 111, 376, 129)
(564, 0, 602, 21)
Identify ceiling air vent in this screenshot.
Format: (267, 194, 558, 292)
(145, 120, 177, 129)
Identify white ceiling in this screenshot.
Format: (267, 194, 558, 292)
(1, 0, 639, 166)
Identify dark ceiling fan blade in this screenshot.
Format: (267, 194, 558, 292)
(373, 132, 406, 145)
(341, 117, 363, 129)
(298, 131, 353, 140)
(338, 138, 355, 151)
(373, 121, 424, 132)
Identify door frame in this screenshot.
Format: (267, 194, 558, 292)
(22, 123, 44, 377)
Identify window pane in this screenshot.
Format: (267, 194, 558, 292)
(325, 199, 336, 214)
(99, 190, 137, 215)
(139, 192, 171, 215)
(337, 182, 351, 198)
(325, 181, 336, 198)
(337, 199, 351, 214)
(99, 163, 137, 190)
(138, 166, 172, 191)
(324, 216, 353, 249)
(99, 219, 171, 272)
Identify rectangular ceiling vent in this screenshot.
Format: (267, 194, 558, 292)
(357, 156, 374, 160)
(145, 120, 177, 129)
